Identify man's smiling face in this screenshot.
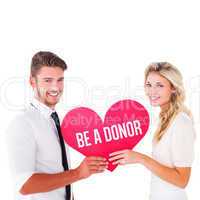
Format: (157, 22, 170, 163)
(30, 66, 64, 109)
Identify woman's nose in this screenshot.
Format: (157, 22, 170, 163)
(148, 87, 158, 95)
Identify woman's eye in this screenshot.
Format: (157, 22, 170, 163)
(157, 84, 164, 87)
(146, 83, 151, 87)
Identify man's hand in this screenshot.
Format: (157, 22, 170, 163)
(76, 156, 108, 179)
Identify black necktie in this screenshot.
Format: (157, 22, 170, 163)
(51, 112, 71, 200)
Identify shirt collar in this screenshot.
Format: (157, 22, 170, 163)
(30, 98, 55, 119)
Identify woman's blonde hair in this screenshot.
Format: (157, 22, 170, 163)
(144, 62, 192, 142)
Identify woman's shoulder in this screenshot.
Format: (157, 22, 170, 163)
(174, 111, 192, 123)
(171, 111, 194, 132)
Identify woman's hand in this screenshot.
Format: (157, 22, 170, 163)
(109, 149, 145, 165)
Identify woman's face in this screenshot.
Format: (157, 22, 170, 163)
(145, 72, 174, 109)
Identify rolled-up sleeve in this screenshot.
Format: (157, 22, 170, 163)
(6, 115, 36, 192)
(171, 114, 195, 167)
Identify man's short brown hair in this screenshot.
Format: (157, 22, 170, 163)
(31, 51, 67, 77)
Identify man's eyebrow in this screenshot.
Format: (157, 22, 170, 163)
(42, 77, 53, 80)
(42, 77, 64, 80)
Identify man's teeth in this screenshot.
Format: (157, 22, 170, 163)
(48, 92, 59, 96)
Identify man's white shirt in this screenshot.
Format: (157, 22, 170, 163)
(6, 98, 72, 200)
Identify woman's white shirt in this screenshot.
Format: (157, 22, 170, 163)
(150, 112, 195, 200)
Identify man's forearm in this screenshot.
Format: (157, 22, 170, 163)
(20, 169, 81, 195)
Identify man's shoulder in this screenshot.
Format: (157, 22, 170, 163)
(7, 106, 41, 130)
(5, 107, 39, 146)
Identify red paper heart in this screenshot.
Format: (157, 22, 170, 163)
(61, 99, 149, 171)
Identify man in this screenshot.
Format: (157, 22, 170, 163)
(6, 51, 108, 200)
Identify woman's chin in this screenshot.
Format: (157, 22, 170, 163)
(150, 102, 160, 107)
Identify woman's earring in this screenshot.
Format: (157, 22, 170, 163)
(172, 89, 176, 94)
(171, 90, 177, 101)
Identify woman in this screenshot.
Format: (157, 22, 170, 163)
(109, 62, 195, 200)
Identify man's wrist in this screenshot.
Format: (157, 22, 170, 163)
(72, 167, 83, 180)
(63, 168, 82, 184)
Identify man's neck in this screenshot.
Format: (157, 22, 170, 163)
(34, 97, 55, 110)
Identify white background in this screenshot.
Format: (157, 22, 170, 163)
(0, 0, 200, 199)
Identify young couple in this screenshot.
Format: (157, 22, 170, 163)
(6, 51, 195, 200)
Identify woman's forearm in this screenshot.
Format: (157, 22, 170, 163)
(139, 154, 191, 188)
